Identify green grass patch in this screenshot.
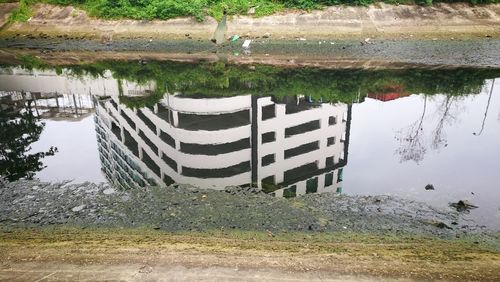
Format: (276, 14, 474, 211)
(7, 0, 32, 23)
(6, 0, 500, 22)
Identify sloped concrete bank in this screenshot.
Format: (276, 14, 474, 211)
(0, 3, 499, 40)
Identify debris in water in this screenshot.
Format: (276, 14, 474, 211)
(425, 184, 435, 190)
(298, 38, 307, 41)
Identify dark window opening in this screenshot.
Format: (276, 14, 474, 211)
(326, 156, 334, 167)
(162, 153, 178, 172)
(182, 161, 250, 178)
(139, 130, 158, 155)
(262, 175, 281, 193)
(111, 122, 121, 141)
(181, 138, 250, 155)
(138, 110, 157, 133)
(261, 104, 276, 120)
(285, 120, 320, 138)
(121, 110, 136, 130)
(284, 162, 318, 183)
(327, 137, 336, 146)
(262, 132, 276, 144)
(325, 172, 333, 187)
(283, 186, 297, 198)
(163, 174, 175, 186)
(160, 130, 176, 148)
(306, 177, 318, 194)
(329, 116, 337, 126)
(178, 110, 250, 131)
(284, 141, 319, 159)
(142, 149, 161, 177)
(157, 104, 174, 125)
(124, 129, 139, 157)
(262, 154, 275, 167)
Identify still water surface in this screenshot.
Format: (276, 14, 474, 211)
(1, 63, 499, 229)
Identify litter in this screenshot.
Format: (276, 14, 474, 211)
(242, 39, 252, 48)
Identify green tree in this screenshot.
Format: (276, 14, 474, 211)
(0, 99, 57, 182)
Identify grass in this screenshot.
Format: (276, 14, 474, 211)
(6, 0, 31, 23)
(4, 0, 500, 23)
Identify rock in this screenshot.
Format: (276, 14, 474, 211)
(425, 184, 435, 190)
(263, 32, 271, 38)
(450, 200, 478, 212)
(103, 188, 116, 195)
(72, 205, 85, 212)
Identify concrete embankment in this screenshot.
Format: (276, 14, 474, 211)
(0, 3, 499, 40)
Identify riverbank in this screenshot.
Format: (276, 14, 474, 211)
(1, 38, 500, 69)
(0, 3, 499, 41)
(1, 179, 496, 239)
(0, 226, 499, 280)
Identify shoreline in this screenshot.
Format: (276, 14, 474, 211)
(1, 38, 500, 69)
(0, 3, 499, 41)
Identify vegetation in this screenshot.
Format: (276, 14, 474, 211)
(3, 56, 500, 108)
(0, 100, 57, 181)
(4, 0, 500, 23)
(6, 0, 31, 23)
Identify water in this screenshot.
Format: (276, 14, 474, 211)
(1, 62, 499, 229)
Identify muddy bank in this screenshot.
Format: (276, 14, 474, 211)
(1, 38, 500, 68)
(1, 228, 499, 281)
(0, 179, 495, 241)
(0, 3, 499, 40)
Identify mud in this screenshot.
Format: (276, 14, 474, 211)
(1, 38, 500, 69)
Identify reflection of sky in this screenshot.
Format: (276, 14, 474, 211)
(345, 79, 500, 229)
(29, 116, 106, 183)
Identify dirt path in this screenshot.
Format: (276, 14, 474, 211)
(0, 3, 499, 40)
(0, 228, 499, 281)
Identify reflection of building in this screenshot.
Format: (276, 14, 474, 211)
(367, 84, 409, 102)
(0, 67, 155, 120)
(95, 94, 351, 197)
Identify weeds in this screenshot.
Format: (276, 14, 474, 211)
(4, 0, 500, 22)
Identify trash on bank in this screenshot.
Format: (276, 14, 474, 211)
(231, 35, 240, 42)
(242, 39, 252, 48)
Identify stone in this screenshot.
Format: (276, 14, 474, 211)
(425, 184, 435, 190)
(72, 205, 85, 212)
(103, 188, 116, 195)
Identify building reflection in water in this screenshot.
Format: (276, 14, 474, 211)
(0, 66, 352, 197)
(95, 92, 351, 197)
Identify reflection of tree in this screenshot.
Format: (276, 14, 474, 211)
(431, 96, 457, 151)
(0, 100, 57, 182)
(395, 96, 427, 164)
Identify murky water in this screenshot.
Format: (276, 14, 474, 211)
(1, 61, 499, 229)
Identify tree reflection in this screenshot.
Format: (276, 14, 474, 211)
(0, 99, 57, 182)
(431, 96, 457, 151)
(395, 96, 427, 163)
